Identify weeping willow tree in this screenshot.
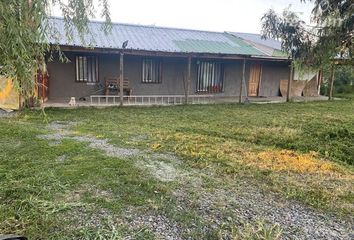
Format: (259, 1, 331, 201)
(0, 0, 110, 98)
(261, 0, 353, 100)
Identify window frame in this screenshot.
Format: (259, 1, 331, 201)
(196, 60, 224, 93)
(141, 58, 162, 84)
(75, 55, 99, 83)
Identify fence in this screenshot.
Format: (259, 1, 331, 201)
(90, 95, 216, 106)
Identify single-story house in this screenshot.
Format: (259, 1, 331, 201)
(40, 17, 321, 106)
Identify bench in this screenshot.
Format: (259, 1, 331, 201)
(105, 77, 132, 96)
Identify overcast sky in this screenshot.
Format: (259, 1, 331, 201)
(53, 0, 314, 34)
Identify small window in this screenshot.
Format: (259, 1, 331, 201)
(75, 55, 99, 83)
(142, 58, 162, 83)
(197, 61, 224, 93)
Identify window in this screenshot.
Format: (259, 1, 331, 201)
(197, 61, 224, 93)
(142, 58, 162, 83)
(75, 55, 98, 83)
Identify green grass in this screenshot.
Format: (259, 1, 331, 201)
(0, 100, 353, 239)
(335, 92, 354, 100)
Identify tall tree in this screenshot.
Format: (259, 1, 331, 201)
(261, 0, 353, 99)
(0, 0, 110, 96)
(261, 8, 313, 101)
(308, 0, 353, 99)
(309, 0, 353, 60)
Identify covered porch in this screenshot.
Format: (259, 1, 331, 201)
(44, 46, 294, 107)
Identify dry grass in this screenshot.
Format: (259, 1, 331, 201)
(248, 150, 350, 176)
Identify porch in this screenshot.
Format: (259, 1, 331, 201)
(44, 48, 295, 106)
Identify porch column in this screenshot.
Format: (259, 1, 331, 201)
(239, 59, 246, 103)
(287, 64, 294, 102)
(258, 64, 263, 97)
(119, 52, 124, 106)
(185, 55, 192, 104)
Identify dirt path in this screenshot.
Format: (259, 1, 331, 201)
(38, 121, 353, 240)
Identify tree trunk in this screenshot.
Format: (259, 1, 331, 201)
(328, 65, 335, 100)
(317, 69, 323, 95)
(287, 65, 294, 102)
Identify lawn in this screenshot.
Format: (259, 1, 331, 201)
(0, 100, 353, 239)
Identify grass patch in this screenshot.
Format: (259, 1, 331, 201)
(0, 99, 353, 238)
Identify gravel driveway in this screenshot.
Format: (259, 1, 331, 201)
(39, 121, 354, 240)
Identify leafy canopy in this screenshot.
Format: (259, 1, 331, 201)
(0, 0, 110, 95)
(261, 0, 353, 68)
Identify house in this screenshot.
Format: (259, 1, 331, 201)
(42, 17, 299, 106)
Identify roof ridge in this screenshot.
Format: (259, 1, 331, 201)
(48, 16, 227, 35)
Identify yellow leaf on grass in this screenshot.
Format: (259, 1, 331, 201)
(151, 143, 162, 150)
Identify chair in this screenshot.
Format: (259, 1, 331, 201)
(105, 77, 132, 96)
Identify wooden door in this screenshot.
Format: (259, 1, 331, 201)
(248, 64, 262, 96)
(36, 70, 49, 101)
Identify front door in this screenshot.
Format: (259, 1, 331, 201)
(36, 70, 49, 101)
(248, 64, 262, 97)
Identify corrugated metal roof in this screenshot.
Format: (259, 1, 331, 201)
(47, 17, 265, 56)
(228, 32, 288, 58)
(229, 32, 282, 50)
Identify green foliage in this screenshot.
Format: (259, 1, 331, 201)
(0, 0, 110, 97)
(262, 0, 353, 69)
(334, 66, 354, 94)
(261, 8, 311, 62)
(309, 0, 354, 59)
(320, 65, 354, 95)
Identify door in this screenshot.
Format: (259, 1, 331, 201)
(36, 70, 49, 101)
(248, 64, 262, 97)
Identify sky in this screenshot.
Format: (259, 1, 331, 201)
(53, 0, 314, 34)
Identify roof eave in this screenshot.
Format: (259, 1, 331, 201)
(54, 44, 289, 62)
(56, 44, 254, 59)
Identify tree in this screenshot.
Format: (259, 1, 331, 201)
(309, 0, 353, 100)
(0, 0, 110, 97)
(261, 0, 353, 100)
(309, 0, 353, 60)
(320, 65, 354, 95)
(261, 8, 313, 101)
